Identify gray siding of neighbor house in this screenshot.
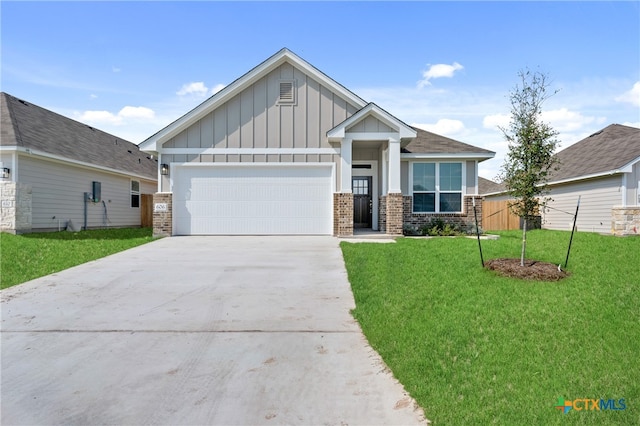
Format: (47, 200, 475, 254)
(18, 155, 155, 230)
(625, 162, 640, 206)
(542, 175, 622, 233)
(163, 63, 360, 151)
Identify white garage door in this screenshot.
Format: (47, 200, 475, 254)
(173, 165, 333, 235)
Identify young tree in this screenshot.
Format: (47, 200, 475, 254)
(499, 69, 560, 266)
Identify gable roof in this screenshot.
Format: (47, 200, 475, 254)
(478, 176, 506, 195)
(1, 92, 156, 180)
(327, 103, 417, 142)
(403, 127, 495, 159)
(550, 124, 640, 183)
(140, 48, 368, 152)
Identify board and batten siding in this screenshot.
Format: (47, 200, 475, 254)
(162, 63, 359, 151)
(17, 155, 155, 230)
(542, 175, 622, 233)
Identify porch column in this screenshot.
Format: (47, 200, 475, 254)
(388, 138, 401, 193)
(386, 138, 403, 235)
(340, 138, 353, 192)
(334, 138, 353, 236)
(381, 148, 388, 195)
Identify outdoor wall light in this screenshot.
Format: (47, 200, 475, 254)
(1, 167, 10, 179)
(160, 164, 169, 176)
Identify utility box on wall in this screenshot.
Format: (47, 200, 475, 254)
(92, 181, 101, 202)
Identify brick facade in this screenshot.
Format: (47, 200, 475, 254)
(152, 192, 173, 237)
(611, 206, 640, 236)
(386, 193, 404, 235)
(0, 181, 32, 234)
(333, 193, 353, 237)
(402, 195, 484, 234)
(379, 196, 387, 232)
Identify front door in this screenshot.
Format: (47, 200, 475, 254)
(352, 176, 372, 228)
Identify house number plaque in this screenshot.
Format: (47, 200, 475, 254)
(154, 203, 168, 212)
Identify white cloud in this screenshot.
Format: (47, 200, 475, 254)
(77, 106, 156, 126)
(118, 106, 155, 119)
(79, 110, 122, 125)
(615, 81, 640, 106)
(211, 83, 226, 94)
(112, 66, 121, 73)
(90, 94, 98, 99)
(418, 62, 463, 88)
(177, 82, 209, 96)
(541, 108, 603, 132)
(412, 119, 465, 136)
(622, 121, 640, 128)
(176, 81, 226, 97)
(483, 113, 511, 130)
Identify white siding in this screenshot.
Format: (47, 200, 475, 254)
(542, 175, 622, 233)
(18, 155, 155, 230)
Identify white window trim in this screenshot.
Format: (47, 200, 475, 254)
(131, 179, 140, 209)
(409, 161, 466, 213)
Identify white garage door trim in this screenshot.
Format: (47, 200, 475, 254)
(171, 163, 335, 235)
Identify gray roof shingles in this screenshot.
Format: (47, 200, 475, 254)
(478, 176, 506, 195)
(1, 92, 156, 180)
(550, 124, 640, 182)
(403, 127, 494, 155)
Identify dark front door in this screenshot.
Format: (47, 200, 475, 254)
(352, 176, 372, 228)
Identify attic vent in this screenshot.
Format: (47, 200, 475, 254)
(18, 99, 29, 106)
(278, 80, 296, 104)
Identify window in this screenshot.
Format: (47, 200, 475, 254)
(412, 162, 463, 213)
(131, 180, 140, 208)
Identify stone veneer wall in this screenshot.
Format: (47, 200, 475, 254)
(153, 192, 173, 237)
(0, 181, 32, 234)
(611, 206, 640, 236)
(402, 195, 483, 233)
(333, 193, 353, 237)
(386, 193, 404, 235)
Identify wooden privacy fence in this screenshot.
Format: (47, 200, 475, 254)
(141, 194, 153, 228)
(482, 200, 520, 231)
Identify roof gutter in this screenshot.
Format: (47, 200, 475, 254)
(0, 145, 156, 182)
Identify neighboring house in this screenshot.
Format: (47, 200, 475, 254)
(483, 124, 640, 235)
(0, 92, 157, 233)
(140, 48, 494, 236)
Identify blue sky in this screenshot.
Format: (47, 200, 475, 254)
(2, 1, 639, 180)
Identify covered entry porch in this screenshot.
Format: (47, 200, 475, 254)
(328, 103, 416, 237)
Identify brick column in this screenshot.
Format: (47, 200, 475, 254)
(386, 193, 403, 235)
(333, 193, 353, 237)
(465, 196, 484, 231)
(152, 192, 172, 237)
(379, 196, 387, 232)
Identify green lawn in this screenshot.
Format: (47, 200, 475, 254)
(1, 228, 155, 289)
(341, 230, 639, 425)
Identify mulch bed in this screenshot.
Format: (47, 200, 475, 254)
(485, 258, 569, 281)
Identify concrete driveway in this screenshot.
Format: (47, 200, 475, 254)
(1, 236, 426, 425)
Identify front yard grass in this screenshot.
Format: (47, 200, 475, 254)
(341, 230, 639, 425)
(1, 228, 154, 289)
